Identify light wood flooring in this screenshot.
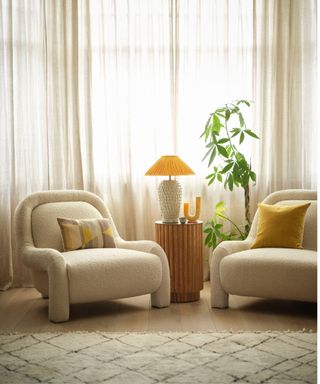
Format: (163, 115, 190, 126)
(0, 282, 316, 332)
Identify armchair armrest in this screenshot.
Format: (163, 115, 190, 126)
(22, 246, 66, 271)
(22, 246, 69, 322)
(115, 238, 169, 272)
(115, 238, 161, 253)
(214, 239, 252, 257)
(210, 239, 252, 308)
(115, 238, 170, 307)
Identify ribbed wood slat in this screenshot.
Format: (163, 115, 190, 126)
(155, 221, 203, 303)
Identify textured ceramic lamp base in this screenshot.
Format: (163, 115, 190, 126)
(158, 179, 182, 223)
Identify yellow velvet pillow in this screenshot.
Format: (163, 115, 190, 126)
(250, 202, 311, 249)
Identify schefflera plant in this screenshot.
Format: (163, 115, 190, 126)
(201, 100, 259, 246)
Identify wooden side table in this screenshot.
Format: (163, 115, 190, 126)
(155, 221, 203, 303)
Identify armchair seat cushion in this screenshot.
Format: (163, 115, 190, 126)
(220, 248, 317, 303)
(63, 248, 162, 304)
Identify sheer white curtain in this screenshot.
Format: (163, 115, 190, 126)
(0, 0, 317, 289)
(252, 0, 317, 209)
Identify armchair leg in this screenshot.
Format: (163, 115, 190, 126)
(48, 266, 70, 322)
(48, 287, 69, 322)
(48, 303, 69, 323)
(211, 282, 229, 309)
(151, 288, 170, 308)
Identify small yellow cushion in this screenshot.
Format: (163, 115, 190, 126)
(250, 202, 311, 249)
(57, 217, 116, 252)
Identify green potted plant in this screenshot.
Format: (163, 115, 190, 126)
(200, 100, 259, 249)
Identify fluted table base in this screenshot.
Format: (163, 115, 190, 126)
(155, 221, 203, 303)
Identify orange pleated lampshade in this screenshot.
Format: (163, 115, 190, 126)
(145, 156, 195, 176)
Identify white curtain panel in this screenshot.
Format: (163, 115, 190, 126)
(0, 0, 317, 289)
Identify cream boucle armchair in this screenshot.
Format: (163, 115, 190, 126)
(15, 190, 170, 322)
(211, 189, 317, 308)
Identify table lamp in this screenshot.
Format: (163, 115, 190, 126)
(145, 155, 195, 223)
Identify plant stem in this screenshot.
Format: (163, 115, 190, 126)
(224, 112, 240, 165)
(218, 213, 245, 239)
(244, 185, 251, 236)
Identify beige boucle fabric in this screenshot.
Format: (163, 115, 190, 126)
(64, 248, 162, 303)
(32, 201, 104, 251)
(15, 190, 170, 322)
(210, 189, 317, 308)
(220, 248, 316, 302)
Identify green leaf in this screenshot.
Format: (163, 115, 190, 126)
(214, 227, 222, 236)
(221, 162, 233, 174)
(213, 114, 222, 133)
(215, 201, 225, 210)
(250, 171, 257, 182)
(204, 233, 212, 246)
(215, 223, 223, 229)
(236, 99, 251, 107)
(208, 175, 216, 186)
(238, 112, 244, 127)
(230, 128, 241, 137)
(218, 138, 229, 144)
(225, 109, 231, 121)
(238, 155, 248, 168)
(231, 105, 240, 113)
(205, 173, 214, 179)
(217, 145, 228, 158)
(205, 127, 210, 141)
(242, 173, 250, 187)
(226, 145, 232, 156)
(204, 115, 212, 130)
(201, 147, 212, 162)
(204, 227, 212, 234)
(239, 132, 245, 144)
(215, 201, 225, 216)
(211, 233, 217, 247)
(200, 129, 206, 138)
(205, 141, 215, 148)
(208, 147, 217, 167)
(233, 163, 240, 182)
(211, 132, 218, 144)
(228, 175, 234, 191)
(217, 173, 223, 182)
(244, 129, 259, 139)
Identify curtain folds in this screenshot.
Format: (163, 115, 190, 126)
(252, 0, 317, 209)
(0, 0, 317, 289)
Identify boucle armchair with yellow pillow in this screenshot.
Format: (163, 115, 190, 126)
(15, 190, 170, 322)
(210, 189, 317, 308)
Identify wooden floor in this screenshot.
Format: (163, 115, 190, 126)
(0, 282, 316, 332)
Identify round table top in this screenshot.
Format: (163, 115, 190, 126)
(155, 220, 203, 225)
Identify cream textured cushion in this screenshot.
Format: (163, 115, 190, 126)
(57, 217, 115, 251)
(32, 201, 104, 251)
(220, 248, 317, 302)
(63, 248, 162, 303)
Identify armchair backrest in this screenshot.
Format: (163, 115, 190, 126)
(15, 190, 119, 253)
(248, 190, 317, 251)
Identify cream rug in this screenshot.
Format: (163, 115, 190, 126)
(0, 332, 316, 383)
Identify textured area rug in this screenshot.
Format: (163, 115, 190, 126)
(0, 332, 316, 383)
